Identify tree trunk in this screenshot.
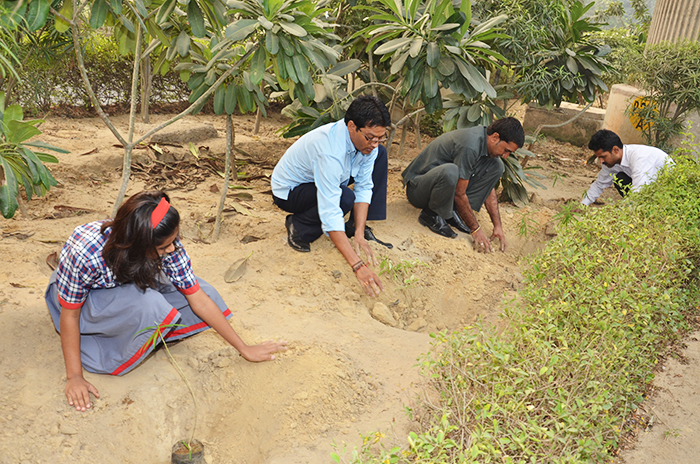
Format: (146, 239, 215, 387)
(253, 82, 264, 135)
(398, 123, 408, 158)
(413, 112, 422, 151)
(141, 55, 151, 124)
(214, 115, 235, 242)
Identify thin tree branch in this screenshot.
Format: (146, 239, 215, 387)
(132, 45, 259, 146)
(70, 0, 127, 147)
(49, 6, 75, 26)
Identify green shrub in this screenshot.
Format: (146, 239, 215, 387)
(13, 31, 189, 115)
(338, 146, 700, 463)
(626, 41, 700, 151)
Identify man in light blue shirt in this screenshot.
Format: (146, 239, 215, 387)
(271, 96, 392, 297)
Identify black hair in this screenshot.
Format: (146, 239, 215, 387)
(588, 129, 623, 152)
(344, 95, 392, 129)
(101, 190, 180, 290)
(487, 117, 525, 148)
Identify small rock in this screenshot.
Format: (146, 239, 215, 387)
(332, 270, 342, 279)
(370, 302, 397, 327)
(188, 357, 199, 370)
(59, 423, 78, 435)
(406, 317, 427, 332)
(214, 356, 231, 368)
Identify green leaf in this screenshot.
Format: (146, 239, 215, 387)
(265, 30, 279, 54)
(437, 55, 455, 76)
(250, 46, 265, 85)
(6, 120, 41, 144)
(34, 151, 61, 162)
(25, 142, 65, 155)
(390, 50, 410, 74)
(467, 103, 481, 122)
(279, 21, 307, 37)
(327, 59, 361, 77)
(26, 0, 50, 31)
(426, 42, 440, 67)
(3, 104, 23, 125)
(375, 37, 412, 55)
(0, 158, 19, 218)
(176, 30, 191, 57)
(225, 19, 258, 41)
(20, 147, 51, 187)
(119, 14, 135, 33)
(110, 0, 123, 15)
(133, 0, 148, 18)
(423, 67, 438, 99)
(155, 0, 177, 24)
(225, 83, 238, 114)
(188, 0, 206, 38)
(54, 0, 73, 33)
(408, 38, 423, 58)
(566, 56, 578, 74)
(213, 84, 226, 115)
(257, 15, 273, 29)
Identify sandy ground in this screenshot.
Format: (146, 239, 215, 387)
(0, 110, 685, 463)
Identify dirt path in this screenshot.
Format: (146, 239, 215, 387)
(0, 111, 642, 464)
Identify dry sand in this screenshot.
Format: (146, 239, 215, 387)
(0, 111, 689, 463)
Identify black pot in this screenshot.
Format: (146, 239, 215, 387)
(171, 439, 204, 464)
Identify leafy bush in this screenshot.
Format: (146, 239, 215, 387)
(626, 41, 700, 152)
(12, 31, 189, 115)
(338, 146, 700, 462)
(0, 91, 66, 218)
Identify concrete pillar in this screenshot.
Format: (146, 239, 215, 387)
(602, 84, 648, 145)
(647, 0, 700, 46)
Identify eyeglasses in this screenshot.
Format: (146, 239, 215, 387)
(359, 129, 388, 144)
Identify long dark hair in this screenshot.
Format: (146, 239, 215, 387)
(101, 191, 180, 290)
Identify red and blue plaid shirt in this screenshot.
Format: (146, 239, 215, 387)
(56, 221, 200, 309)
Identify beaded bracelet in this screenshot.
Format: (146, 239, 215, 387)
(351, 260, 365, 273)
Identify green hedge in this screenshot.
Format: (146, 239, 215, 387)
(14, 32, 189, 115)
(340, 147, 700, 463)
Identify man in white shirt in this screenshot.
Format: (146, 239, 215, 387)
(581, 130, 673, 206)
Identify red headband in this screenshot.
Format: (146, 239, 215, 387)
(151, 197, 170, 229)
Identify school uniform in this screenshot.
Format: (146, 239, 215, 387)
(45, 221, 231, 375)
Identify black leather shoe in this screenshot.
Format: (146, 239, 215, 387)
(446, 211, 471, 234)
(346, 221, 393, 249)
(418, 209, 457, 238)
(285, 215, 310, 252)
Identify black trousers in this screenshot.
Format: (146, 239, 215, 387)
(614, 172, 633, 197)
(273, 145, 388, 243)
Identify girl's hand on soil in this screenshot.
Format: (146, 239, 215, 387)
(240, 340, 288, 362)
(65, 377, 99, 412)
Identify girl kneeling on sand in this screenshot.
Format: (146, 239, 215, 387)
(45, 190, 287, 411)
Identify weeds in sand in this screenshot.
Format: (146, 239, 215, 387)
(379, 257, 428, 312)
(553, 200, 582, 228)
(516, 211, 539, 239)
(378, 257, 427, 288)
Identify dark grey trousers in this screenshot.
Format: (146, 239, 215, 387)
(405, 158, 503, 219)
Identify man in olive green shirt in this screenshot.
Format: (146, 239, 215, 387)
(401, 117, 524, 252)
